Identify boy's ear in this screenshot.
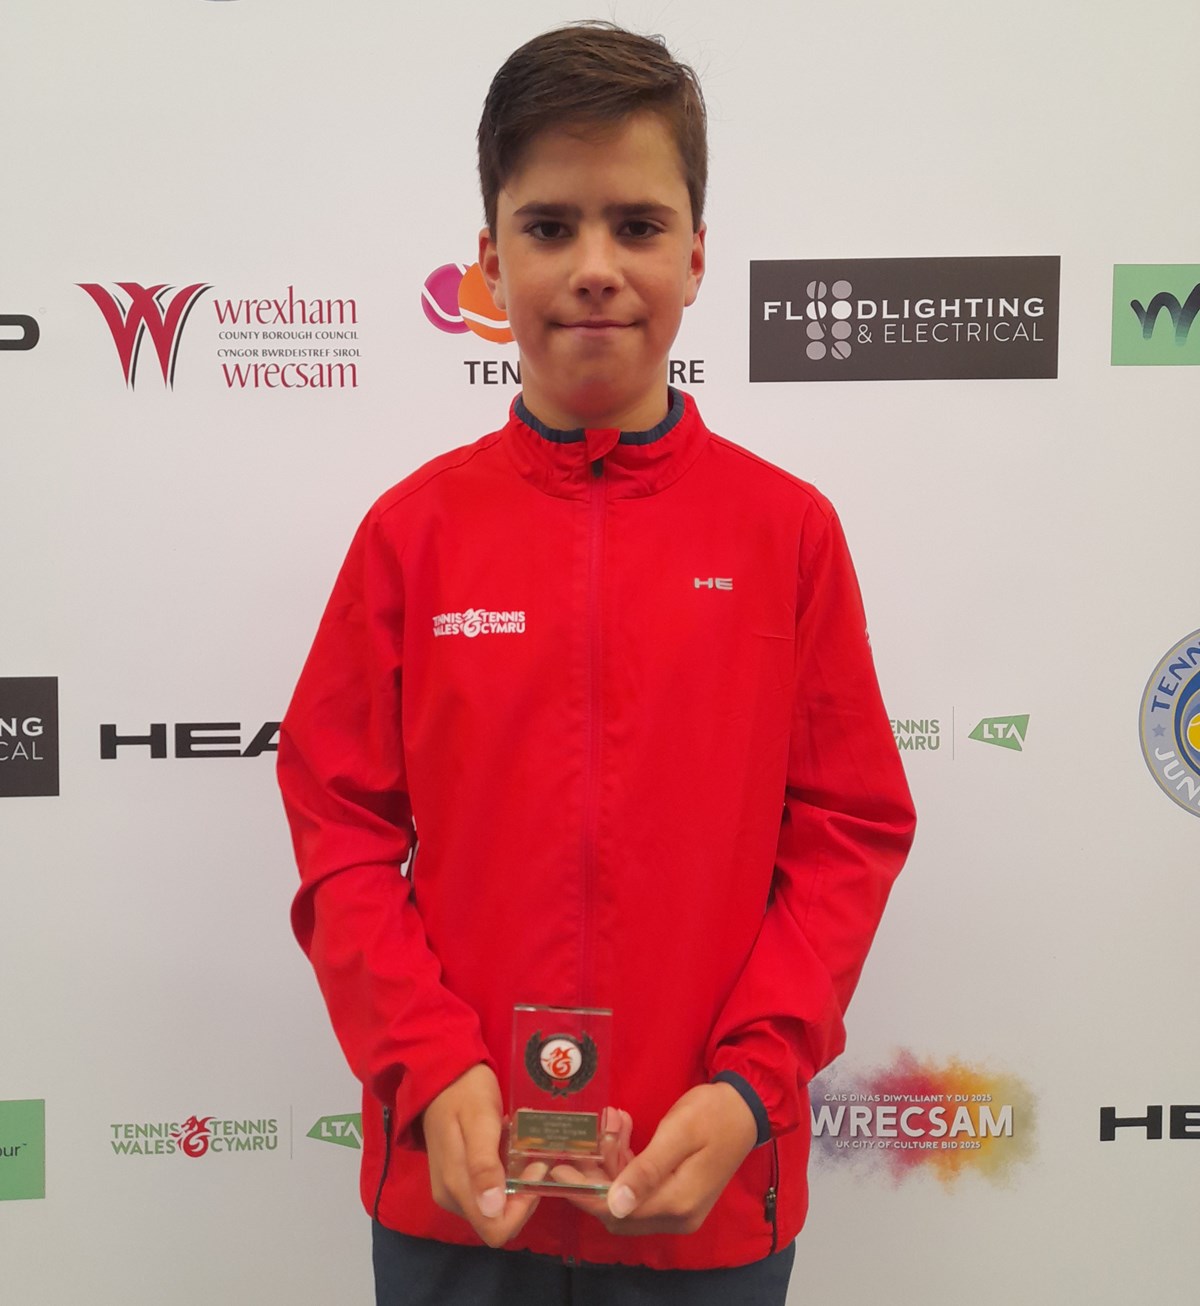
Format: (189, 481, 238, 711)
(684, 223, 707, 309)
(478, 226, 505, 311)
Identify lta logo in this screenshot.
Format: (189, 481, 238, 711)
(1111, 265, 1200, 366)
(1139, 628, 1200, 817)
(80, 281, 210, 388)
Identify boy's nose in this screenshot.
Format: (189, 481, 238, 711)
(569, 229, 623, 297)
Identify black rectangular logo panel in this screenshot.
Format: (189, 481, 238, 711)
(0, 677, 60, 797)
(750, 256, 1060, 382)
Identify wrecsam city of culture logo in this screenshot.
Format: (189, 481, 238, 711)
(109, 1113, 280, 1157)
(1112, 265, 1200, 366)
(810, 1052, 1036, 1185)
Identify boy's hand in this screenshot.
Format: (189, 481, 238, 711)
(560, 1082, 758, 1236)
(421, 1063, 543, 1248)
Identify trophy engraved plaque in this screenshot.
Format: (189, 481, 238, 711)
(505, 1004, 614, 1195)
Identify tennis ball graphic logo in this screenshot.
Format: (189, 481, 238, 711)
(1188, 713, 1200, 751)
(421, 262, 514, 344)
(421, 263, 469, 333)
(458, 264, 514, 344)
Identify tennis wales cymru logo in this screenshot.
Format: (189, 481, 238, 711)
(1112, 265, 1200, 366)
(171, 1115, 213, 1158)
(79, 281, 210, 388)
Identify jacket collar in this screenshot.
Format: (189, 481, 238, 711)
(503, 387, 711, 499)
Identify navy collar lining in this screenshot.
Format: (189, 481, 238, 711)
(514, 388, 685, 446)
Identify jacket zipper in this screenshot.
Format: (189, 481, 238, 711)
(765, 1137, 779, 1254)
(373, 1104, 393, 1222)
(580, 454, 606, 1008)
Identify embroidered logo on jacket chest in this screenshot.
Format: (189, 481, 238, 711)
(432, 608, 527, 638)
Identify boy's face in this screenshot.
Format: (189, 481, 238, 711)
(479, 111, 705, 432)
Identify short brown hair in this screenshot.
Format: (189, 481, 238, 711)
(478, 21, 707, 234)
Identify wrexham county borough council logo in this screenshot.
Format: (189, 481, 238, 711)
(0, 1100, 46, 1201)
(1139, 628, 1200, 817)
(79, 282, 210, 388)
(1111, 265, 1200, 366)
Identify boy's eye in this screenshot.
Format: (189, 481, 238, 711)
(528, 220, 568, 241)
(622, 220, 660, 239)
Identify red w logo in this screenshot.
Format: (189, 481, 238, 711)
(79, 281, 210, 388)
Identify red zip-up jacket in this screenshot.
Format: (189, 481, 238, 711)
(278, 390, 915, 1270)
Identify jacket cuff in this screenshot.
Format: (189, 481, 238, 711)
(711, 1070, 771, 1147)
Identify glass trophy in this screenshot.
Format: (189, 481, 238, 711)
(505, 1004, 614, 1196)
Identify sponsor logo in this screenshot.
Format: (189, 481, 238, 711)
(890, 717, 943, 753)
(1112, 265, 1200, 366)
(0, 1100, 46, 1201)
(432, 609, 526, 638)
(969, 714, 1030, 751)
(810, 1053, 1036, 1183)
(750, 256, 1060, 381)
(0, 678, 59, 798)
(693, 578, 732, 590)
(0, 310, 40, 351)
(110, 1114, 280, 1158)
(99, 720, 279, 759)
(1139, 628, 1200, 817)
(79, 282, 210, 388)
(462, 358, 705, 387)
(82, 281, 361, 391)
(307, 1114, 362, 1150)
(1099, 1104, 1200, 1141)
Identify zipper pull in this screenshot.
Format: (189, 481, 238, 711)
(764, 1185, 777, 1224)
(591, 457, 604, 478)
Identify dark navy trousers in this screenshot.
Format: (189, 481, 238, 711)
(372, 1222, 796, 1306)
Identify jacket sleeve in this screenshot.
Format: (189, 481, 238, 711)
(277, 506, 494, 1141)
(705, 503, 916, 1137)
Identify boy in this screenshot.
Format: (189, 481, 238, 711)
(278, 21, 915, 1305)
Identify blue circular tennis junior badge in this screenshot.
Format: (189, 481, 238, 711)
(1139, 628, 1200, 818)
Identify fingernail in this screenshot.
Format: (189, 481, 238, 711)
(477, 1187, 505, 1220)
(608, 1184, 636, 1219)
(602, 1107, 618, 1135)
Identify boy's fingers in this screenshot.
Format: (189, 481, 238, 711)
(606, 1121, 695, 1220)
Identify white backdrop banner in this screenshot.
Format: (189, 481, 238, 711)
(2, 1, 1198, 1302)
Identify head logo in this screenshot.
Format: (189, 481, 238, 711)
(1139, 628, 1200, 817)
(421, 262, 514, 344)
(1112, 265, 1200, 366)
(307, 1113, 363, 1149)
(0, 311, 39, 351)
(810, 1053, 1036, 1185)
(79, 281, 210, 388)
(969, 714, 1029, 751)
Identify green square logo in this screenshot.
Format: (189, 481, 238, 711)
(1111, 264, 1200, 365)
(0, 1100, 46, 1200)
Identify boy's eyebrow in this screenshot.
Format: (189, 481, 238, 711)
(511, 200, 678, 220)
